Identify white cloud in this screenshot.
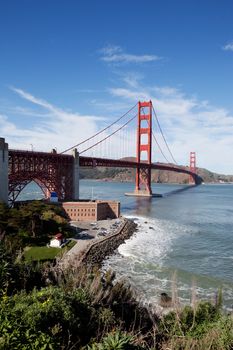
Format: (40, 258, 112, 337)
(100, 45, 161, 64)
(109, 78, 233, 173)
(4, 87, 107, 152)
(2, 82, 233, 174)
(122, 72, 143, 88)
(109, 87, 149, 101)
(3, 87, 136, 161)
(2, 105, 51, 118)
(222, 42, 233, 51)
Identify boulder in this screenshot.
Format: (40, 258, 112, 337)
(160, 292, 172, 307)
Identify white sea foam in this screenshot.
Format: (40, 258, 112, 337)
(103, 215, 191, 308)
(116, 215, 191, 265)
(103, 215, 233, 311)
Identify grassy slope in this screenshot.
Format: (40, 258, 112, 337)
(24, 240, 76, 261)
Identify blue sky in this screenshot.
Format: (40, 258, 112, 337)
(0, 0, 233, 173)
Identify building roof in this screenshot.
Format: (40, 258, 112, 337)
(55, 233, 63, 240)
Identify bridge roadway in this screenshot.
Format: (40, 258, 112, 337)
(79, 155, 200, 183)
(5, 149, 201, 205)
(8, 150, 200, 183)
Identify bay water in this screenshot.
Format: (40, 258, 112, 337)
(19, 180, 233, 310)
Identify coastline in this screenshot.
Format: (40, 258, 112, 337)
(59, 217, 137, 270)
(79, 218, 137, 266)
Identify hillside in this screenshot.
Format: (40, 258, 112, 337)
(80, 157, 233, 184)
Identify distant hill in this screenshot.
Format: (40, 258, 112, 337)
(80, 157, 233, 184)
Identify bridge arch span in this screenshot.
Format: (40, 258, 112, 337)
(8, 178, 50, 204)
(8, 150, 75, 206)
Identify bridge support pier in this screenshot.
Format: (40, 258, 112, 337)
(72, 148, 79, 200)
(0, 138, 8, 204)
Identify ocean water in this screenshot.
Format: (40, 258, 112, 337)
(19, 180, 233, 310)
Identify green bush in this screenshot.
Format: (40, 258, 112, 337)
(159, 301, 233, 350)
(0, 286, 97, 349)
(86, 331, 136, 350)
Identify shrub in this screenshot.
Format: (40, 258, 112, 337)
(86, 331, 136, 350)
(0, 286, 97, 349)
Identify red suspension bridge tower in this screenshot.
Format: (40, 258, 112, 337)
(135, 101, 153, 196)
(189, 151, 196, 184)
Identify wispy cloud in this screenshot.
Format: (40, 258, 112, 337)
(109, 77, 233, 173)
(1, 105, 51, 118)
(10, 86, 105, 122)
(3, 87, 137, 160)
(122, 72, 143, 88)
(222, 41, 233, 51)
(99, 45, 161, 64)
(4, 87, 107, 152)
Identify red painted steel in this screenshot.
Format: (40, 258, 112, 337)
(79, 155, 195, 175)
(8, 150, 73, 205)
(8, 151, 199, 205)
(189, 151, 196, 184)
(135, 101, 152, 194)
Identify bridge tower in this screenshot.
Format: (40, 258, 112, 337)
(134, 101, 152, 196)
(72, 148, 79, 200)
(189, 151, 196, 184)
(0, 138, 9, 204)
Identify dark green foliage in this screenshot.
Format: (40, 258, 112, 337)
(0, 201, 71, 253)
(0, 287, 97, 349)
(1, 258, 233, 350)
(160, 301, 219, 338)
(0, 202, 9, 238)
(0, 242, 58, 297)
(86, 331, 136, 350)
(158, 301, 233, 349)
(66, 268, 156, 334)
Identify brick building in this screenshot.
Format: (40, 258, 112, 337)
(62, 200, 120, 222)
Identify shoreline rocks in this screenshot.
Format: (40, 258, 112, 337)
(79, 218, 137, 266)
(160, 292, 172, 308)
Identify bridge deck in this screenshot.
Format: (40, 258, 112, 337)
(8, 150, 197, 178)
(79, 156, 195, 177)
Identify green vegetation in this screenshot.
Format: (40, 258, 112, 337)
(158, 301, 233, 350)
(24, 240, 76, 261)
(65, 239, 76, 250)
(24, 246, 61, 261)
(0, 200, 72, 254)
(1, 238, 233, 350)
(1, 200, 233, 349)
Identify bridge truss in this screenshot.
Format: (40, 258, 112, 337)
(8, 150, 73, 205)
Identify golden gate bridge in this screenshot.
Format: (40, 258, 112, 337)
(0, 101, 202, 205)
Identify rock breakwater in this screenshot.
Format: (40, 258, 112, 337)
(79, 218, 137, 266)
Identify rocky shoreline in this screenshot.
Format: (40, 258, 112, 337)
(78, 218, 137, 266)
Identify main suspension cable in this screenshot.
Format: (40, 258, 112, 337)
(152, 105, 177, 164)
(141, 106, 171, 163)
(79, 113, 137, 155)
(60, 102, 138, 154)
(151, 130, 170, 163)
